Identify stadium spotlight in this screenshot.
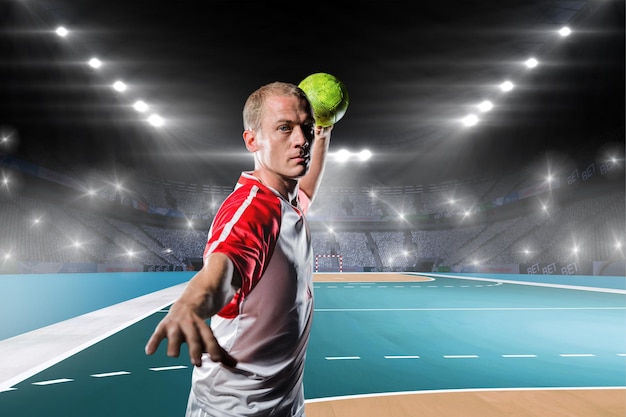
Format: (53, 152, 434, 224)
(147, 114, 164, 127)
(358, 149, 372, 161)
(500, 81, 514, 92)
(55, 26, 69, 37)
(462, 114, 479, 127)
(334, 149, 351, 162)
(478, 100, 493, 112)
(112, 80, 127, 92)
(134, 100, 149, 113)
(88, 58, 102, 69)
(559, 26, 572, 37)
(525, 58, 538, 68)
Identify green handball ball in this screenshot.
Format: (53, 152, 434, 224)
(298, 73, 349, 127)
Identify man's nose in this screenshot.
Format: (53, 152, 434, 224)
(294, 126, 309, 147)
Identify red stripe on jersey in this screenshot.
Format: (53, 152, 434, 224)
(204, 178, 281, 318)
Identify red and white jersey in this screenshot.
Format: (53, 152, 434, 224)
(191, 172, 314, 417)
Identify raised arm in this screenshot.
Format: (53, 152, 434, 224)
(145, 252, 240, 367)
(299, 125, 333, 204)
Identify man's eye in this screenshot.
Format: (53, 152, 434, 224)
(279, 125, 291, 132)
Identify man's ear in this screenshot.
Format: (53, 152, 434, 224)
(243, 129, 258, 152)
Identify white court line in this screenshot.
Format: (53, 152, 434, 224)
(444, 355, 479, 359)
(149, 365, 188, 371)
(315, 307, 625, 312)
(502, 354, 538, 358)
(560, 354, 595, 357)
(384, 355, 421, 359)
(0, 282, 187, 392)
(419, 272, 626, 294)
(32, 378, 73, 386)
(304, 386, 626, 404)
(90, 371, 130, 378)
(325, 356, 361, 360)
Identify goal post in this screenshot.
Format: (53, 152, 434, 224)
(314, 254, 343, 273)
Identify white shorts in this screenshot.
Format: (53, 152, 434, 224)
(185, 390, 216, 417)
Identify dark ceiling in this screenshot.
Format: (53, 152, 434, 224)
(1, 0, 624, 188)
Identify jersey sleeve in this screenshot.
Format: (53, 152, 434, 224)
(204, 185, 281, 317)
(298, 188, 311, 215)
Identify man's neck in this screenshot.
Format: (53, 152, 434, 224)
(252, 170, 298, 202)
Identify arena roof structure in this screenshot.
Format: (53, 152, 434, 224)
(1, 0, 623, 187)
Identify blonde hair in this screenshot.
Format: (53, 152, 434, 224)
(242, 81, 310, 131)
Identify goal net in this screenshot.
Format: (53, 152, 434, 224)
(314, 254, 343, 273)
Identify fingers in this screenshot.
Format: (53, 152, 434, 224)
(145, 315, 237, 368)
(145, 321, 184, 359)
(144, 325, 166, 356)
(182, 319, 205, 367)
(196, 320, 237, 368)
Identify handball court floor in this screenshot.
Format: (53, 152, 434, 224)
(0, 272, 624, 416)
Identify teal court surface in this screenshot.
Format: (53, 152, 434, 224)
(0, 272, 624, 416)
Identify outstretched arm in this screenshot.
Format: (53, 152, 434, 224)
(299, 125, 332, 204)
(145, 252, 240, 367)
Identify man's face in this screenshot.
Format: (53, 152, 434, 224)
(246, 94, 315, 182)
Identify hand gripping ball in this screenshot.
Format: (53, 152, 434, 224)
(298, 73, 349, 127)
